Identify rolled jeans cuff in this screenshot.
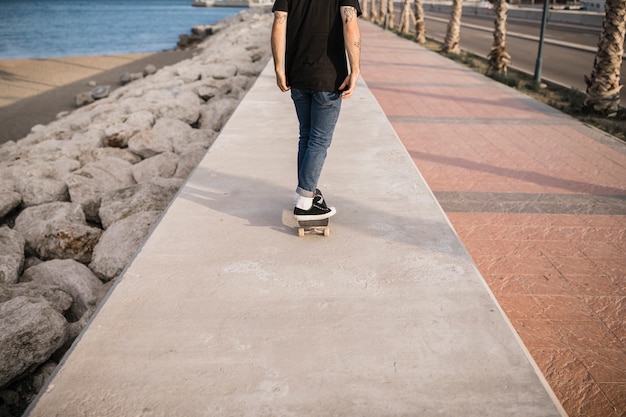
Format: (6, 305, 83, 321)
(296, 187, 315, 198)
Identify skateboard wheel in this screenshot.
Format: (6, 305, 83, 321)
(324, 228, 330, 237)
(298, 228, 304, 237)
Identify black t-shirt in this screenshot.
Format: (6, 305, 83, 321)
(272, 0, 361, 92)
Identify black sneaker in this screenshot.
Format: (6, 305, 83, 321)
(294, 193, 336, 221)
(314, 189, 328, 209)
(294, 204, 336, 221)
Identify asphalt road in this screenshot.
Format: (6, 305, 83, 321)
(394, 8, 625, 106)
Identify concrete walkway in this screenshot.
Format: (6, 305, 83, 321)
(26, 22, 566, 417)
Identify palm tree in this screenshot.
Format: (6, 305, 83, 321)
(443, 0, 463, 54)
(414, 0, 426, 44)
(399, 0, 413, 34)
(379, 0, 387, 26)
(487, 0, 511, 73)
(386, 0, 395, 30)
(369, 0, 378, 22)
(584, 0, 626, 116)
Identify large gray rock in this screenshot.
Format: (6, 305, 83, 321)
(152, 118, 194, 149)
(125, 110, 155, 131)
(14, 127, 50, 148)
(35, 221, 102, 264)
(98, 182, 178, 229)
(13, 202, 102, 264)
(14, 202, 85, 242)
(131, 151, 179, 184)
(1, 158, 80, 186)
(27, 139, 80, 162)
(194, 79, 233, 102)
(16, 177, 69, 207)
(127, 129, 174, 159)
(102, 111, 154, 149)
(149, 176, 184, 190)
(39, 158, 82, 181)
(64, 157, 135, 221)
(21, 259, 104, 320)
(0, 140, 18, 164)
(0, 297, 68, 387)
(175, 64, 202, 83)
(119, 88, 177, 116)
(172, 128, 217, 155)
(0, 190, 21, 219)
(69, 129, 105, 152)
(18, 102, 91, 130)
(199, 97, 239, 131)
(174, 146, 207, 179)
(90, 211, 162, 281)
(84, 103, 126, 127)
(0, 180, 16, 193)
(234, 74, 256, 95)
(155, 90, 202, 124)
(0, 226, 25, 285)
(103, 122, 141, 148)
(200, 63, 238, 80)
(141, 86, 177, 103)
(61, 111, 93, 132)
(236, 60, 266, 77)
(0, 281, 72, 313)
(79, 147, 142, 166)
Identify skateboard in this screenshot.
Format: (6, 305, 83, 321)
(297, 218, 330, 237)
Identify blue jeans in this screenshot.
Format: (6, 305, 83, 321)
(291, 88, 342, 198)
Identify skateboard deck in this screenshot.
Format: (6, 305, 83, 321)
(297, 218, 330, 237)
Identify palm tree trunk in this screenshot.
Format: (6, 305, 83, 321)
(362, 0, 369, 20)
(487, 0, 511, 73)
(414, 0, 426, 44)
(386, 0, 395, 30)
(370, 0, 378, 22)
(399, 0, 412, 34)
(584, 0, 626, 116)
(379, 0, 387, 25)
(443, 0, 463, 54)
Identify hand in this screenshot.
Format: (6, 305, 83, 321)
(339, 72, 358, 99)
(275, 71, 290, 92)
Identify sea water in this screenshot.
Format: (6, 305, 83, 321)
(0, 0, 245, 59)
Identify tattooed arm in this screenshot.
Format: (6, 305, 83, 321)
(338, 5, 361, 99)
(271, 11, 290, 92)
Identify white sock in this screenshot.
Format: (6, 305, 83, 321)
(295, 195, 313, 210)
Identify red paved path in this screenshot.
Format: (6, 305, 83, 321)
(359, 21, 626, 417)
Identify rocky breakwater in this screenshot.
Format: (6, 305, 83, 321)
(0, 9, 272, 416)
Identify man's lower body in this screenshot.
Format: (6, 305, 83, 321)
(290, 88, 342, 221)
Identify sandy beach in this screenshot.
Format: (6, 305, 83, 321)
(0, 50, 194, 144)
(0, 54, 152, 107)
